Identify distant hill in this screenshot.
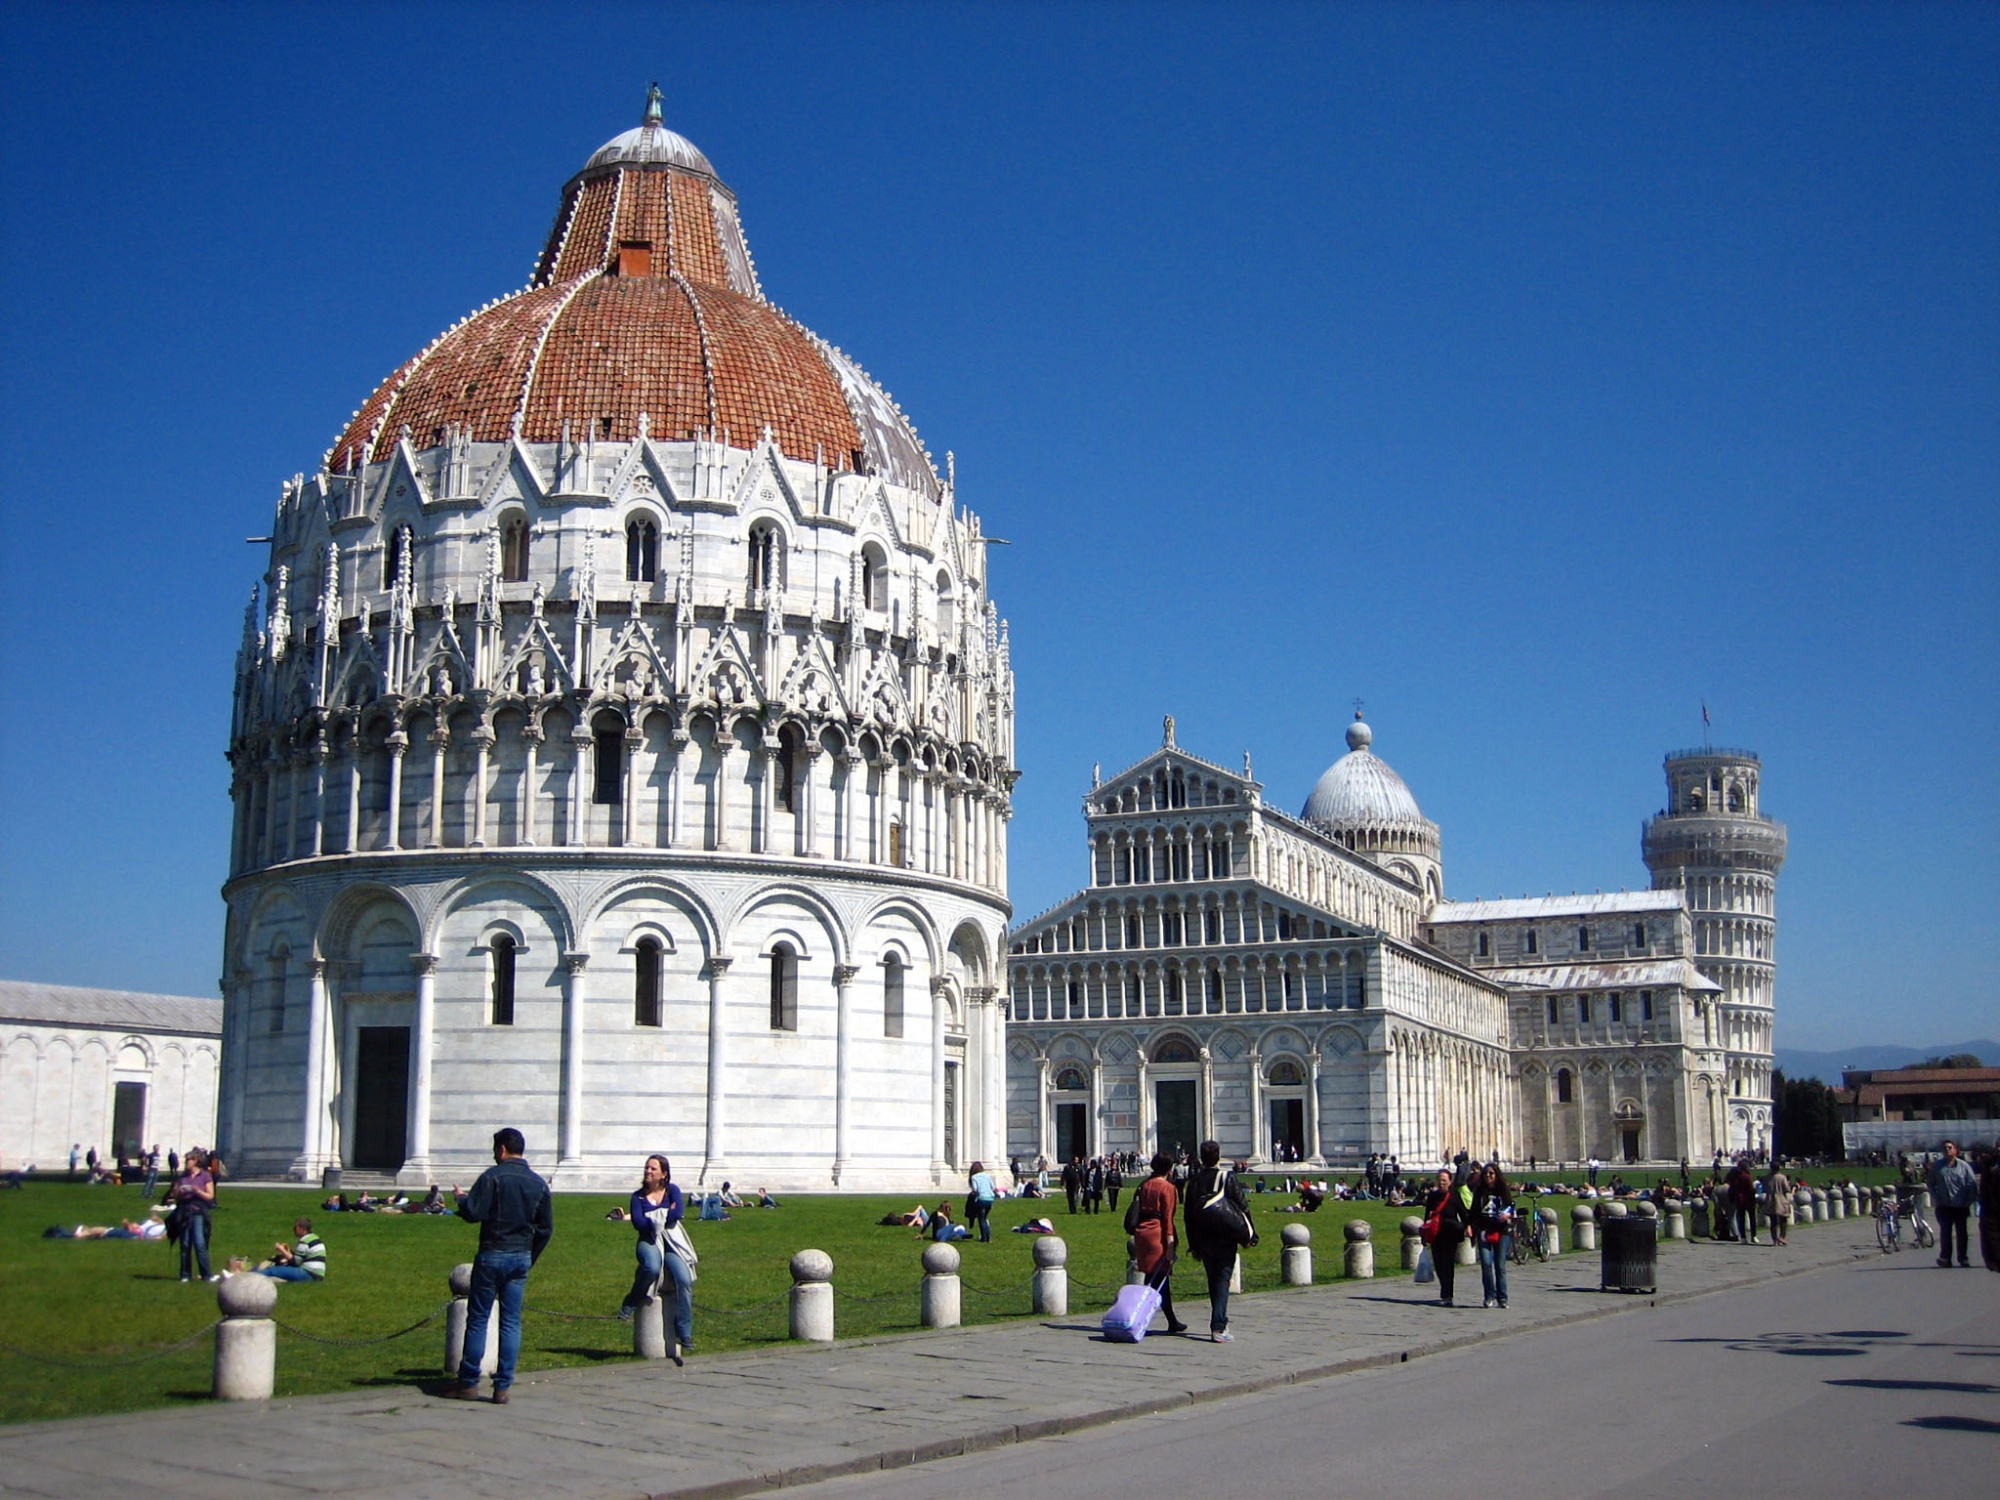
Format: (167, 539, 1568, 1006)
(1775, 1040, 1998, 1083)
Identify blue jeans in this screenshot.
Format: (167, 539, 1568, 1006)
(460, 1250, 532, 1390)
(178, 1211, 211, 1280)
(973, 1200, 993, 1242)
(1478, 1234, 1510, 1305)
(623, 1242, 695, 1347)
(1202, 1249, 1234, 1332)
(256, 1264, 316, 1282)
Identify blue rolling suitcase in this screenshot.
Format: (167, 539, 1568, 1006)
(1101, 1282, 1162, 1342)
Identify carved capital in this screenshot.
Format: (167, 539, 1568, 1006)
(930, 976, 952, 998)
(832, 964, 861, 986)
(562, 952, 590, 976)
(706, 955, 733, 978)
(308, 958, 331, 979)
(410, 952, 439, 977)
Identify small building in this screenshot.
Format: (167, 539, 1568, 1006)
(0, 979, 222, 1168)
(1835, 1067, 2000, 1126)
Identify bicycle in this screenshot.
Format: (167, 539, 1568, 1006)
(1509, 1198, 1552, 1263)
(1875, 1197, 1901, 1253)
(1905, 1193, 1938, 1252)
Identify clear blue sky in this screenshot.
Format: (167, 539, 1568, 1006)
(1, 3, 1993, 1051)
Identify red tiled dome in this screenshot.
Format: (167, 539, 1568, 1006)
(330, 96, 939, 495)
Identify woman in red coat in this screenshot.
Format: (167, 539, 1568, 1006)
(1127, 1151, 1190, 1335)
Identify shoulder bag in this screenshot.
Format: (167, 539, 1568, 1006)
(1196, 1170, 1257, 1248)
(662, 1214, 699, 1282)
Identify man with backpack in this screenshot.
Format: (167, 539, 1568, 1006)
(1183, 1140, 1253, 1343)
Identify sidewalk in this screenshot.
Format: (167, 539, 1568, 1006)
(0, 1222, 1877, 1500)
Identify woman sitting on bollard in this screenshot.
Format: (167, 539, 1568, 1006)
(1471, 1162, 1515, 1309)
(619, 1154, 693, 1365)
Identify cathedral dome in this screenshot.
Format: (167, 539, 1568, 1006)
(1301, 716, 1428, 829)
(329, 88, 939, 496)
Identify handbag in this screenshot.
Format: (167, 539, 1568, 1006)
(1414, 1245, 1436, 1284)
(1196, 1171, 1256, 1248)
(1419, 1205, 1441, 1245)
(662, 1218, 699, 1282)
(1123, 1194, 1145, 1234)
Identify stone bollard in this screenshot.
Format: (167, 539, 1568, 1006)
(1540, 1204, 1561, 1255)
(1456, 1232, 1476, 1267)
(1664, 1203, 1686, 1240)
(1811, 1188, 1828, 1223)
(444, 1263, 498, 1377)
(1826, 1187, 1843, 1221)
(1603, 1200, 1629, 1219)
(1690, 1195, 1710, 1238)
(1281, 1223, 1313, 1285)
(1400, 1215, 1425, 1270)
(1343, 1219, 1375, 1279)
(633, 1287, 669, 1360)
(920, 1242, 961, 1329)
(1636, 1200, 1658, 1221)
(1844, 1185, 1859, 1218)
(214, 1273, 277, 1401)
(1031, 1236, 1068, 1316)
(790, 1249, 835, 1342)
(1794, 1190, 1813, 1224)
(1572, 1203, 1598, 1252)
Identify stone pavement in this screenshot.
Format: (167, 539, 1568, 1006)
(0, 1221, 1877, 1500)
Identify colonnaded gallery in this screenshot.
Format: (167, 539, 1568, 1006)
(1004, 718, 1784, 1168)
(219, 92, 1014, 1191)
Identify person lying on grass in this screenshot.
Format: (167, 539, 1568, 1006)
(44, 1219, 166, 1239)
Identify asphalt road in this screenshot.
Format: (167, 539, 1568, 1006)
(786, 1255, 1998, 1497)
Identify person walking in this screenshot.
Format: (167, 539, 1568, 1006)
(619, 1154, 692, 1363)
(1183, 1140, 1252, 1342)
(1927, 1140, 1977, 1269)
(967, 1161, 997, 1242)
(1764, 1163, 1793, 1246)
(1422, 1166, 1473, 1307)
(1726, 1157, 1759, 1245)
(168, 1147, 217, 1283)
(1470, 1161, 1515, 1309)
(1126, 1152, 1189, 1335)
(1061, 1156, 1082, 1214)
(445, 1127, 553, 1404)
(1105, 1158, 1124, 1214)
(142, 1147, 161, 1199)
(1084, 1156, 1104, 1214)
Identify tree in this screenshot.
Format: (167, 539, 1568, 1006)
(1773, 1070, 1846, 1161)
(1920, 1054, 1985, 1069)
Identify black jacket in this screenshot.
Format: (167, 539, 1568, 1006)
(458, 1158, 554, 1262)
(1183, 1165, 1250, 1259)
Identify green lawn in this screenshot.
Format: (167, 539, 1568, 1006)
(0, 1170, 1861, 1424)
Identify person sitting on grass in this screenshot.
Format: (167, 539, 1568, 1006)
(754, 1188, 780, 1208)
(417, 1185, 448, 1214)
(717, 1182, 745, 1208)
(928, 1202, 970, 1241)
(254, 1219, 327, 1281)
(1277, 1183, 1327, 1213)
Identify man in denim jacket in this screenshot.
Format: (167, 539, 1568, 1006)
(444, 1128, 553, 1403)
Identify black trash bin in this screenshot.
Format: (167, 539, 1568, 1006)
(321, 1165, 342, 1194)
(1601, 1215, 1657, 1293)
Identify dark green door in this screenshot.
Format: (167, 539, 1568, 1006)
(351, 1027, 410, 1171)
(1155, 1079, 1198, 1157)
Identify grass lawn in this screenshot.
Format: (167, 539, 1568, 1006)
(0, 1168, 1864, 1424)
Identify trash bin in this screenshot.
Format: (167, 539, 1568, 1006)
(1601, 1214, 1657, 1293)
(321, 1165, 342, 1194)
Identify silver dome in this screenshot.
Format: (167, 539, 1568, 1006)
(1301, 718, 1430, 830)
(583, 85, 715, 176)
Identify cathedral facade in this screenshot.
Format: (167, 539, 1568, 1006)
(218, 93, 1014, 1192)
(1006, 719, 1783, 1168)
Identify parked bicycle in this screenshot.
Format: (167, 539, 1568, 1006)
(1875, 1195, 1902, 1254)
(1510, 1196, 1552, 1263)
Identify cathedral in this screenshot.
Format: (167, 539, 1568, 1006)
(1004, 718, 1783, 1168)
(217, 91, 1014, 1192)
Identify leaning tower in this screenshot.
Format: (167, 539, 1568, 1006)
(1643, 748, 1786, 1154)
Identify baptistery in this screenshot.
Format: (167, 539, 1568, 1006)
(219, 90, 1015, 1191)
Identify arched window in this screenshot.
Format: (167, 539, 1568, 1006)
(935, 570, 955, 638)
(500, 515, 529, 582)
(748, 521, 781, 595)
(1547, 996, 1559, 1025)
(1152, 1037, 1197, 1064)
(593, 717, 624, 804)
(887, 819, 903, 867)
(883, 954, 905, 1038)
(267, 949, 288, 1034)
(626, 518, 658, 582)
(634, 937, 662, 1027)
(769, 942, 798, 1031)
(383, 524, 411, 591)
(1556, 1067, 1574, 1104)
(1268, 1059, 1304, 1086)
(1054, 1067, 1087, 1092)
(1524, 928, 1538, 955)
(861, 542, 889, 612)
(1477, 930, 1490, 958)
(1632, 923, 1647, 947)
(775, 725, 801, 813)
(489, 935, 516, 1026)
(1578, 925, 1592, 952)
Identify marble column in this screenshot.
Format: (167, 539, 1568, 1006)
(385, 735, 407, 850)
(839, 751, 863, 860)
(471, 729, 493, 847)
(568, 729, 590, 846)
(298, 958, 332, 1173)
(801, 744, 823, 857)
(930, 977, 949, 1180)
(1307, 1050, 1325, 1162)
(405, 952, 437, 1177)
(520, 727, 540, 846)
(429, 724, 449, 848)
(1036, 1055, 1052, 1165)
(702, 956, 732, 1181)
(1247, 1050, 1264, 1161)
(559, 954, 588, 1168)
(833, 963, 858, 1183)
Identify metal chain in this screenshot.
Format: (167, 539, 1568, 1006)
(521, 1306, 628, 1323)
(0, 1321, 222, 1369)
(273, 1302, 451, 1346)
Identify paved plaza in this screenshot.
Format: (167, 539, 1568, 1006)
(0, 1221, 1906, 1499)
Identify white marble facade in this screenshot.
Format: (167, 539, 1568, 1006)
(218, 99, 1014, 1192)
(0, 981, 221, 1168)
(1008, 720, 1781, 1169)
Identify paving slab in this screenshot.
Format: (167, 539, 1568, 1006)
(0, 1223, 1877, 1499)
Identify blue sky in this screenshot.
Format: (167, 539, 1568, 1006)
(1, 3, 1993, 1051)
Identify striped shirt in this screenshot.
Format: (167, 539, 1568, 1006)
(293, 1232, 327, 1278)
